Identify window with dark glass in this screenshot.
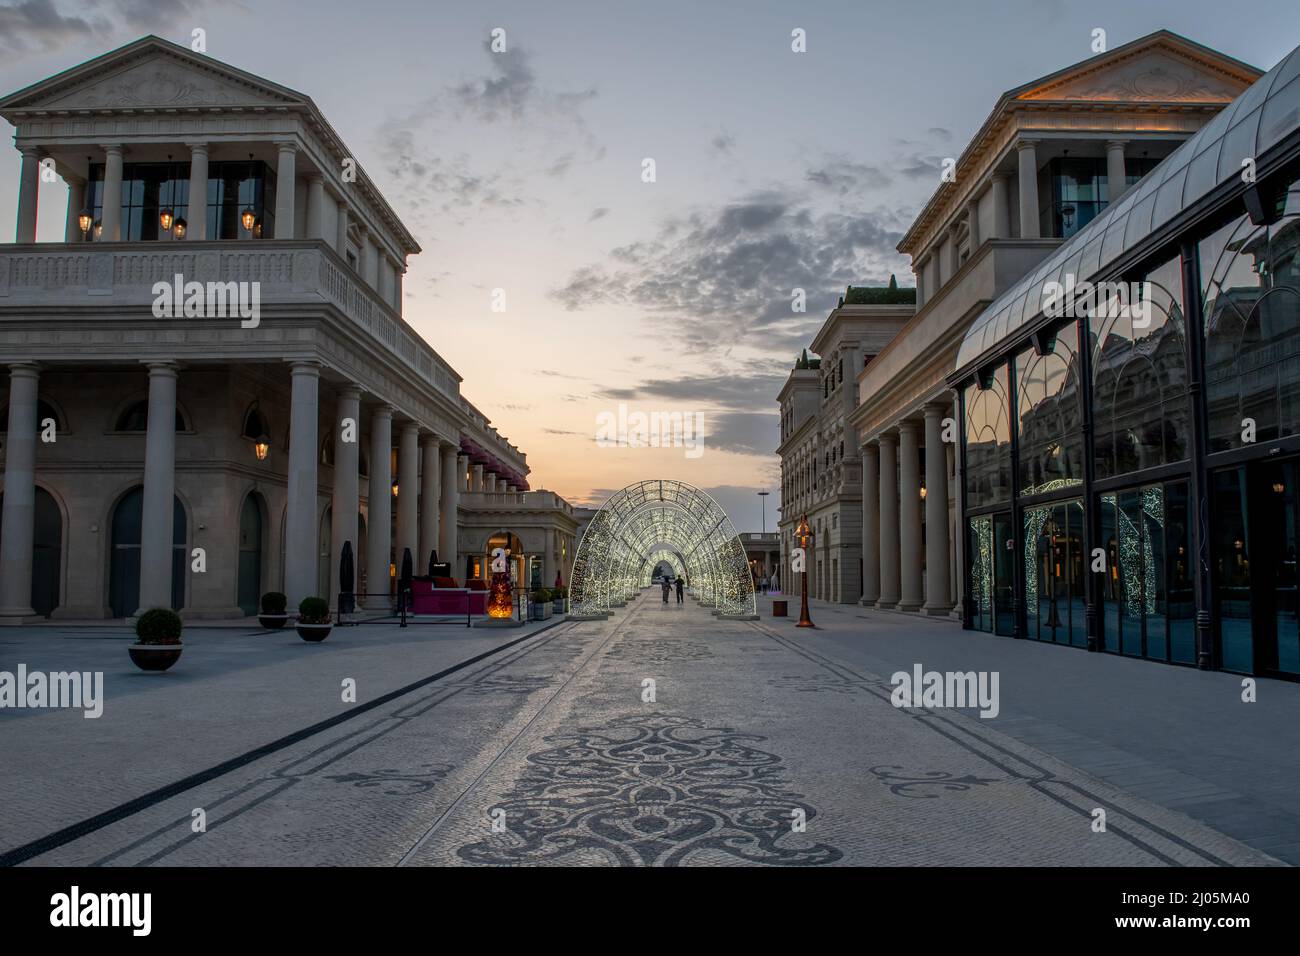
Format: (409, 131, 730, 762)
(1092, 256, 1189, 479)
(963, 364, 1012, 509)
(1023, 497, 1086, 646)
(1201, 177, 1300, 453)
(1044, 157, 1161, 239)
(1016, 324, 1083, 496)
(85, 160, 277, 241)
(114, 401, 185, 432)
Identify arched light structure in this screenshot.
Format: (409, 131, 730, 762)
(569, 479, 756, 618)
(641, 548, 687, 586)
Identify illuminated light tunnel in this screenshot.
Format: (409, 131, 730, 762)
(568, 479, 757, 619)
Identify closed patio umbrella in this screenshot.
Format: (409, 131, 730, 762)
(399, 547, 414, 610)
(339, 540, 355, 616)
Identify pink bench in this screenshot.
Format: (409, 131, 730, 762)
(410, 579, 488, 615)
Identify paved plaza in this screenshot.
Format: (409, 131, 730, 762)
(0, 595, 1291, 866)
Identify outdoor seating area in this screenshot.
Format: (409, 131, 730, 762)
(410, 577, 489, 616)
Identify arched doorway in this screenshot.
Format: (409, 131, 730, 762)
(0, 486, 63, 617)
(109, 487, 185, 617)
(237, 493, 264, 615)
(483, 530, 525, 586)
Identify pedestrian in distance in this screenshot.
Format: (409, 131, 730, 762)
(675, 577, 684, 604)
(661, 578, 670, 603)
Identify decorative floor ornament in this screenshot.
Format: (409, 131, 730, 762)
(457, 713, 842, 866)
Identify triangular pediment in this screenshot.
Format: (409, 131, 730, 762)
(0, 36, 306, 113)
(1016, 35, 1257, 104)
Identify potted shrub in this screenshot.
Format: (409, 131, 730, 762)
(129, 608, 184, 672)
(296, 596, 332, 642)
(552, 586, 567, 615)
(258, 591, 289, 629)
(529, 588, 552, 621)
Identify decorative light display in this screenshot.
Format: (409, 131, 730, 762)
(569, 479, 756, 618)
(970, 515, 993, 618)
(488, 570, 513, 618)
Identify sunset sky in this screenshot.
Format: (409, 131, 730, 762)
(1, 0, 1295, 530)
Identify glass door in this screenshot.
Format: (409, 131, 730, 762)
(992, 511, 1017, 636)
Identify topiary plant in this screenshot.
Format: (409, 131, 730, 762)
(298, 597, 330, 624)
(136, 607, 183, 645)
(261, 591, 288, 615)
(531, 588, 551, 603)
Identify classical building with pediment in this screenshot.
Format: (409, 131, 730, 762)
(840, 31, 1264, 618)
(0, 36, 576, 622)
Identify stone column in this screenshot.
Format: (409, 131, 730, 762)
(137, 362, 179, 613)
(878, 431, 900, 609)
(861, 441, 880, 606)
(274, 142, 297, 239)
(898, 420, 924, 611)
(396, 422, 419, 568)
(64, 176, 86, 242)
(336, 199, 350, 255)
(966, 198, 980, 251)
(542, 528, 556, 589)
(331, 385, 361, 609)
(913, 256, 927, 310)
(472, 463, 484, 493)
(395, 268, 404, 311)
(365, 406, 393, 608)
(923, 403, 953, 615)
(439, 444, 460, 573)
(186, 144, 208, 239)
(1106, 140, 1128, 204)
(991, 172, 1011, 239)
(948, 226, 962, 278)
(363, 232, 379, 289)
(15, 147, 40, 243)
(419, 435, 441, 567)
(457, 453, 469, 492)
(283, 361, 319, 608)
(485, 472, 497, 494)
(1017, 139, 1040, 239)
(306, 173, 326, 241)
(0, 364, 40, 622)
(101, 145, 124, 241)
(378, 256, 394, 306)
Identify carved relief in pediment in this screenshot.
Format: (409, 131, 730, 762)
(31, 57, 290, 110)
(1021, 51, 1248, 103)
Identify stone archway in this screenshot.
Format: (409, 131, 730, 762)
(569, 479, 756, 619)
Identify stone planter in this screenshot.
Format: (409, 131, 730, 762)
(128, 643, 183, 672)
(529, 603, 552, 621)
(258, 613, 289, 629)
(552, 599, 566, 615)
(296, 622, 333, 642)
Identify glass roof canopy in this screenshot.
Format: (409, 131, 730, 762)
(955, 41, 1300, 373)
(569, 479, 756, 618)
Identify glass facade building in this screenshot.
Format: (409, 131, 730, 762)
(952, 42, 1300, 679)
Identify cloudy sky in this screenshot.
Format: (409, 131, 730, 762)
(1, 0, 1295, 530)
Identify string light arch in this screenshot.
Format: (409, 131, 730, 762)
(569, 479, 756, 619)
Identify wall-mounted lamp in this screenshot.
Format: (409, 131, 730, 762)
(159, 208, 175, 232)
(172, 217, 187, 240)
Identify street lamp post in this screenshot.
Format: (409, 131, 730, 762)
(796, 513, 814, 628)
(757, 490, 769, 535)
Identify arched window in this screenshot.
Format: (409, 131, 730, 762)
(241, 405, 269, 443)
(1017, 324, 1085, 496)
(0, 398, 63, 433)
(963, 363, 1012, 508)
(1201, 183, 1300, 453)
(1092, 256, 1189, 477)
(114, 400, 185, 432)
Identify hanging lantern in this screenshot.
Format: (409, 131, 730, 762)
(172, 217, 187, 239)
(77, 209, 93, 236)
(241, 207, 256, 231)
(159, 208, 174, 232)
(253, 433, 270, 461)
(93, 220, 103, 240)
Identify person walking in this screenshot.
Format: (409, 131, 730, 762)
(675, 577, 684, 604)
(661, 578, 670, 603)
